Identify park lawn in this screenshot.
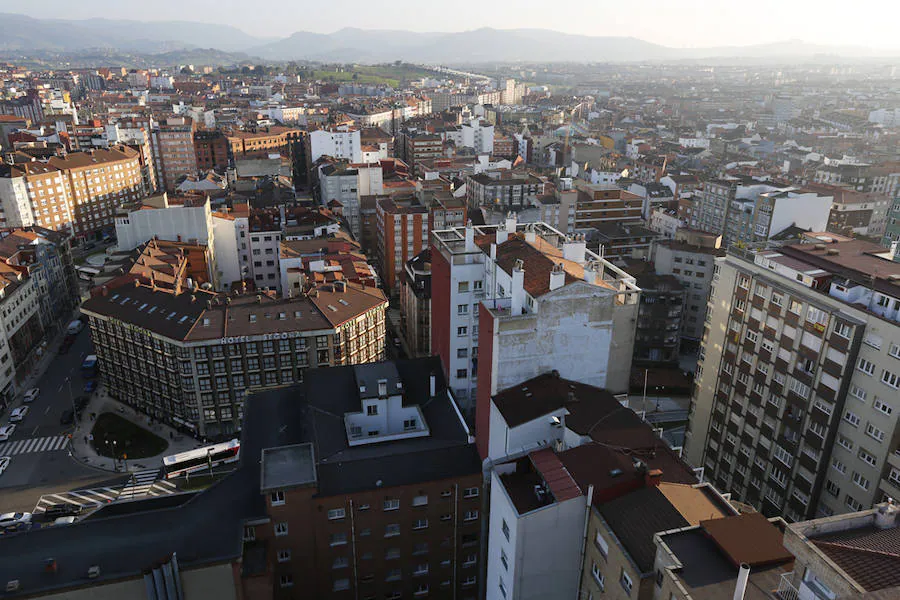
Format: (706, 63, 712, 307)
(90, 412, 169, 459)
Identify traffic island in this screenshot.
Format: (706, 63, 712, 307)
(89, 412, 169, 463)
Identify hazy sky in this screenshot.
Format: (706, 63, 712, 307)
(6, 0, 899, 48)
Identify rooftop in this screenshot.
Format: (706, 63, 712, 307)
(260, 443, 317, 492)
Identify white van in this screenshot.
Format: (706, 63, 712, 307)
(67, 320, 84, 335)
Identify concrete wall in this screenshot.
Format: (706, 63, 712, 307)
(211, 216, 242, 291)
(769, 193, 832, 238)
(581, 509, 649, 600)
(115, 205, 211, 251)
(0, 176, 32, 227)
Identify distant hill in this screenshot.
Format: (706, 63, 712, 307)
(1, 14, 897, 64)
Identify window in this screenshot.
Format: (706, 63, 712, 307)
(858, 358, 876, 376)
(457, 326, 467, 337)
(456, 369, 467, 378)
(882, 369, 900, 390)
(595, 530, 609, 558)
(807, 306, 827, 325)
(386, 569, 402, 582)
(384, 499, 400, 511)
(328, 508, 346, 520)
(834, 322, 851, 338)
(890, 343, 900, 359)
(592, 563, 605, 590)
(413, 564, 429, 576)
(385, 524, 401, 537)
(852, 472, 871, 491)
(413, 542, 429, 555)
(850, 385, 868, 401)
(404, 418, 418, 430)
(789, 300, 802, 314)
(771, 293, 784, 307)
(463, 487, 479, 498)
(825, 480, 840, 497)
(280, 575, 293, 588)
(330, 532, 347, 545)
(412, 518, 428, 530)
(367, 404, 378, 416)
(865, 423, 886, 443)
(620, 569, 634, 595)
(333, 556, 349, 569)
(874, 398, 893, 416)
(502, 519, 510, 541)
(499, 578, 507, 598)
(500, 549, 509, 570)
(412, 495, 428, 507)
(458, 281, 469, 293)
(333, 578, 350, 591)
(457, 304, 469, 315)
(859, 448, 877, 468)
(385, 548, 401, 560)
(843, 410, 861, 427)
(274, 522, 288, 537)
(831, 458, 846, 474)
(846, 495, 864, 512)
(464, 510, 478, 521)
(270, 491, 285, 506)
(277, 549, 291, 562)
(457, 348, 468, 359)
(837, 435, 854, 451)
(746, 330, 759, 343)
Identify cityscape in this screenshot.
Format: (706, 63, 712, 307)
(0, 4, 899, 599)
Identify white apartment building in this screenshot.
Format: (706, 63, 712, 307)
(248, 228, 282, 291)
(309, 127, 362, 163)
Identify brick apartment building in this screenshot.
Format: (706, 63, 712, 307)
(194, 130, 231, 171)
(376, 196, 429, 295)
(254, 359, 483, 600)
(155, 116, 198, 191)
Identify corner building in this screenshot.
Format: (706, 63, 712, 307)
(82, 280, 387, 437)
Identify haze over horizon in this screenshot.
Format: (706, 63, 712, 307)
(5, 0, 900, 50)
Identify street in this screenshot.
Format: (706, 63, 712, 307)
(0, 328, 127, 512)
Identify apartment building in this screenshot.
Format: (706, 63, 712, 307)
(631, 271, 684, 365)
(81, 280, 387, 437)
(319, 162, 384, 239)
(653, 230, 726, 342)
(155, 116, 198, 191)
(430, 216, 640, 417)
(403, 132, 443, 171)
(0, 262, 41, 407)
(0, 160, 72, 231)
(482, 373, 703, 600)
(779, 500, 900, 599)
(686, 239, 900, 523)
(226, 126, 302, 159)
(194, 129, 230, 171)
(256, 359, 482, 600)
(466, 171, 545, 213)
(308, 127, 362, 164)
(376, 197, 429, 295)
(400, 249, 431, 357)
(572, 182, 643, 228)
(883, 197, 900, 246)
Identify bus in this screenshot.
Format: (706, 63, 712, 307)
(76, 266, 101, 281)
(162, 439, 241, 479)
(81, 355, 98, 378)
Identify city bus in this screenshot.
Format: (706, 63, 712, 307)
(162, 439, 241, 479)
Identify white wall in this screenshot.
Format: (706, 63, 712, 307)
(0, 176, 32, 227)
(211, 216, 242, 291)
(115, 204, 212, 251)
(769, 192, 833, 238)
(309, 129, 362, 163)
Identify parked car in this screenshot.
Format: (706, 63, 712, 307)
(53, 516, 76, 526)
(66, 320, 84, 335)
(22, 388, 39, 403)
(44, 504, 82, 519)
(0, 512, 31, 529)
(9, 406, 28, 423)
(83, 380, 97, 393)
(59, 410, 74, 426)
(0, 424, 15, 441)
(0, 457, 9, 476)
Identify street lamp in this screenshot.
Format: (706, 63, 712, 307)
(65, 377, 76, 420)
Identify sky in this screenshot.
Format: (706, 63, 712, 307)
(4, 0, 899, 49)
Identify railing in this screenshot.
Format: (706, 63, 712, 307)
(777, 572, 799, 600)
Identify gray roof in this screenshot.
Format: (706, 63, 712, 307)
(261, 443, 317, 492)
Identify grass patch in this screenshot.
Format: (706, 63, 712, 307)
(90, 412, 169, 459)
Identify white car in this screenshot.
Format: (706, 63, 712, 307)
(9, 406, 28, 423)
(22, 388, 39, 403)
(0, 457, 9, 475)
(53, 516, 76, 526)
(0, 512, 31, 529)
(0, 424, 14, 442)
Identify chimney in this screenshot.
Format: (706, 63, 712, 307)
(464, 220, 475, 252)
(583, 261, 601, 286)
(563, 233, 587, 264)
(874, 499, 899, 529)
(496, 227, 509, 244)
(644, 468, 663, 487)
(511, 259, 525, 316)
(524, 224, 537, 243)
(505, 211, 517, 235)
(549, 262, 565, 291)
(733, 564, 750, 600)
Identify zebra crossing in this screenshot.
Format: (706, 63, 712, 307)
(117, 469, 168, 500)
(0, 435, 69, 457)
(34, 487, 120, 513)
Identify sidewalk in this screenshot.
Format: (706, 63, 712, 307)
(68, 387, 205, 473)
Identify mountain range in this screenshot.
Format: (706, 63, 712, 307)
(0, 13, 896, 63)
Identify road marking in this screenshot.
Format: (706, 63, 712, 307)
(47, 493, 82, 506)
(43, 405, 51, 415)
(67, 490, 99, 503)
(91, 489, 118, 501)
(0, 435, 69, 457)
(57, 384, 64, 392)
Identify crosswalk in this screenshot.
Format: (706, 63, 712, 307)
(118, 469, 169, 500)
(34, 487, 120, 513)
(33, 474, 178, 513)
(0, 436, 69, 457)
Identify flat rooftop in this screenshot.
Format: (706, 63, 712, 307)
(261, 443, 317, 492)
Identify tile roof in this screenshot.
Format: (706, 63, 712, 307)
(700, 512, 794, 568)
(811, 525, 900, 591)
(530, 448, 581, 503)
